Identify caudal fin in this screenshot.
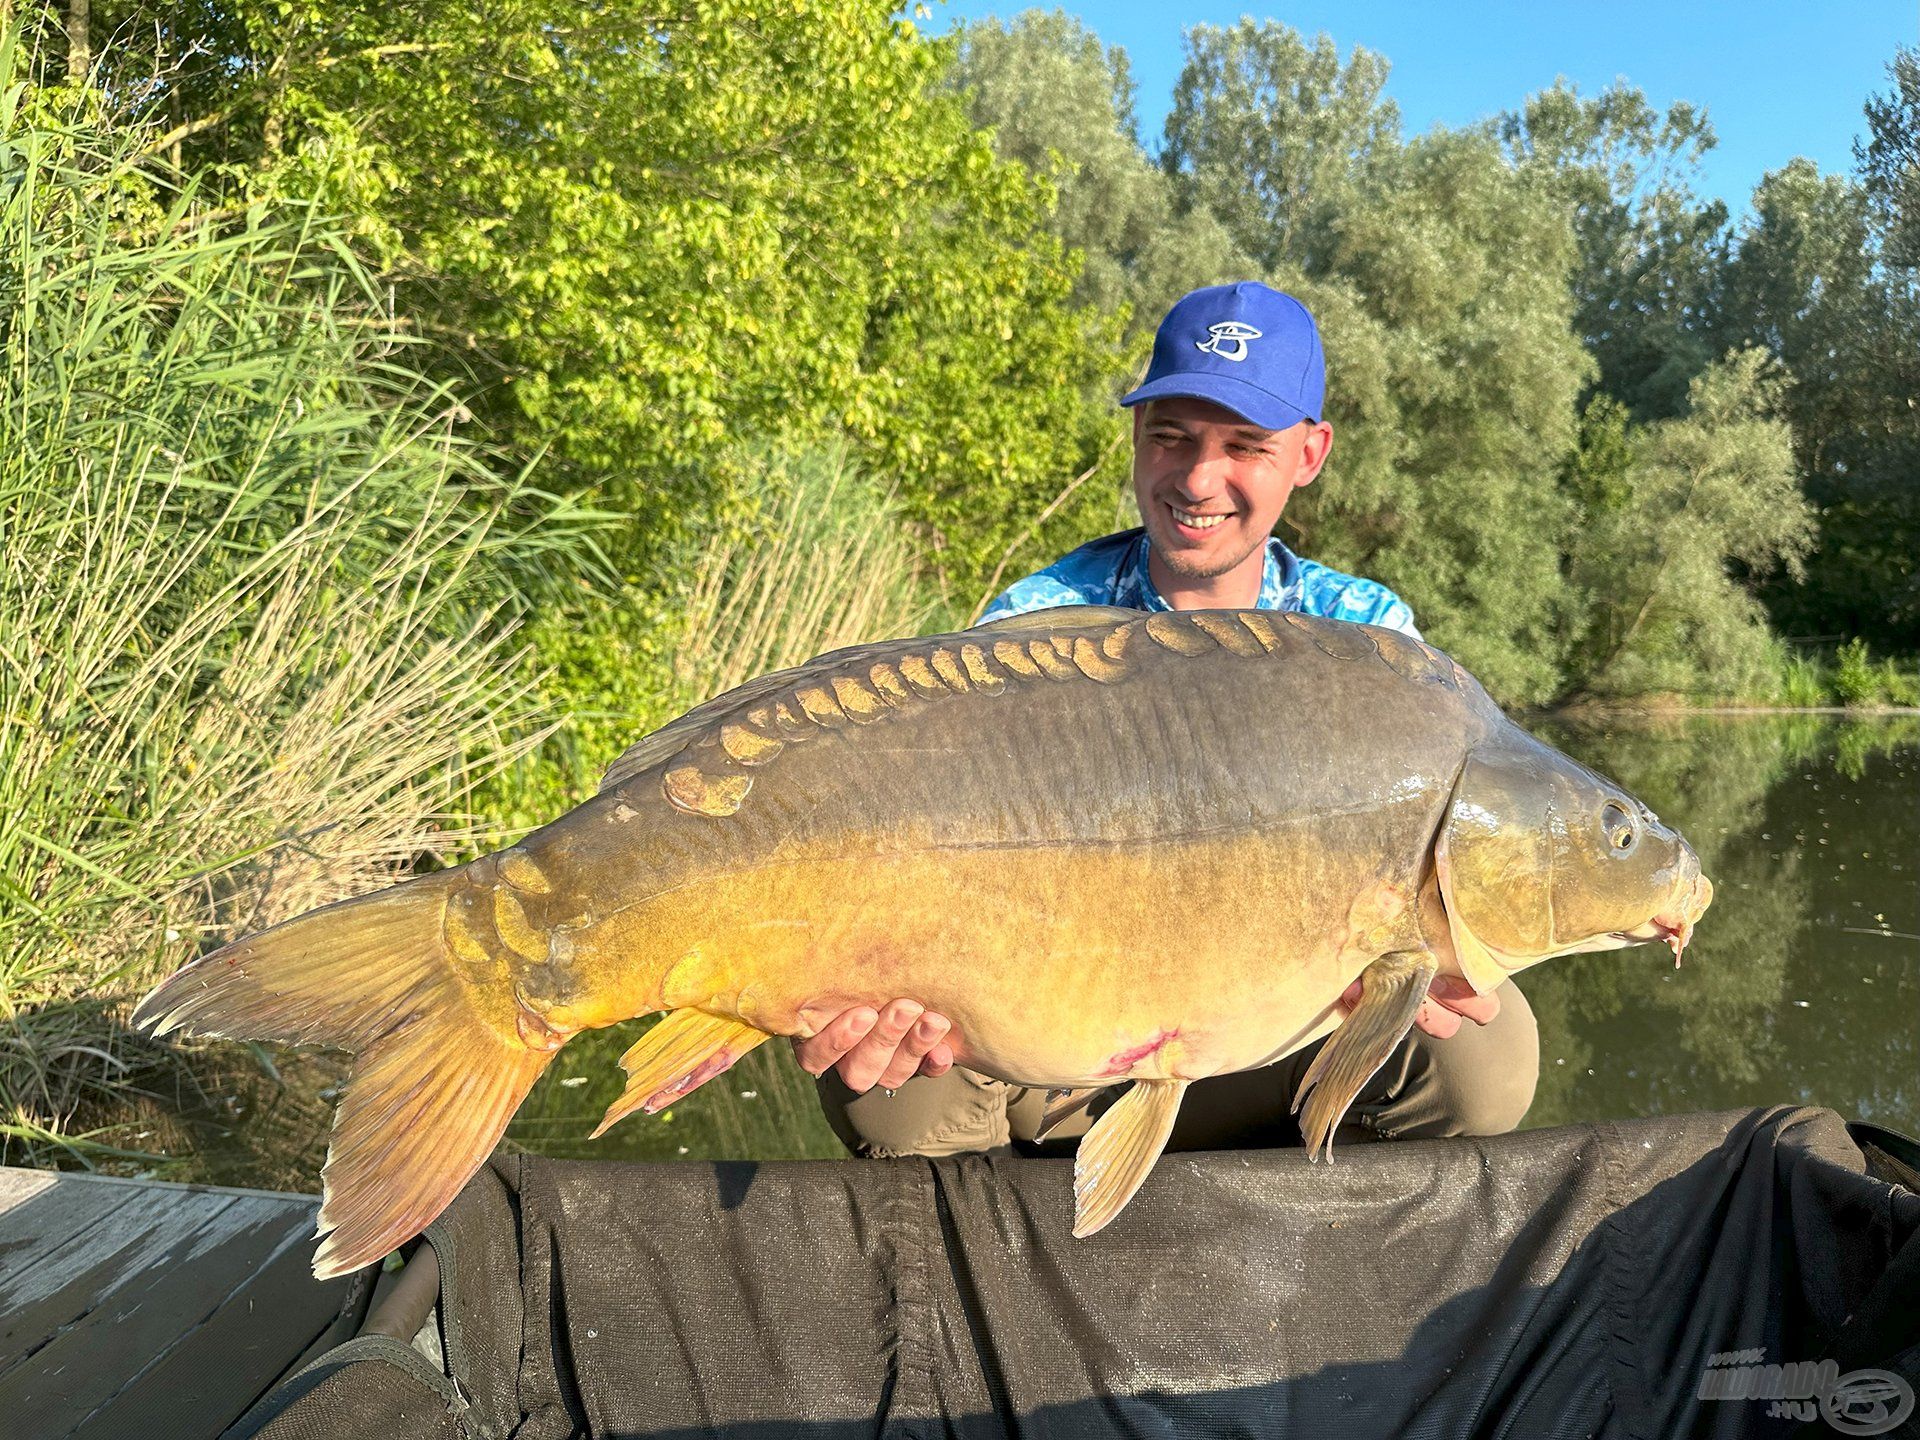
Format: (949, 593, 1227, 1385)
(133, 870, 558, 1279)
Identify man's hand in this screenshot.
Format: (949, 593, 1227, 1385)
(1336, 971, 1500, 1039)
(792, 999, 955, 1093)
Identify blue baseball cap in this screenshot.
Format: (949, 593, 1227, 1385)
(1121, 281, 1325, 430)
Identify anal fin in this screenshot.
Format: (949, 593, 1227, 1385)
(1071, 1079, 1188, 1238)
(591, 1009, 772, 1138)
(1292, 950, 1438, 1162)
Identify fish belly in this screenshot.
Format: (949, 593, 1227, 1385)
(582, 828, 1424, 1090)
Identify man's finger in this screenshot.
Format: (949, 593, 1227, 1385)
(791, 1006, 879, 1077)
(1428, 975, 1501, 1027)
(837, 999, 926, 1094)
(920, 1042, 954, 1078)
(1412, 997, 1462, 1040)
(875, 1012, 951, 1092)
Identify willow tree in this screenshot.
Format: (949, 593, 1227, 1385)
(1159, 20, 1591, 704)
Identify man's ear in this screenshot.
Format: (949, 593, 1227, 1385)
(1131, 405, 1147, 444)
(1294, 421, 1333, 488)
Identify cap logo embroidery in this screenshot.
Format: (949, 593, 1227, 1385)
(1195, 320, 1261, 363)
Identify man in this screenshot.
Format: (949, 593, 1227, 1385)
(793, 282, 1538, 1159)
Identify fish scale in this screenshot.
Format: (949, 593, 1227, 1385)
(135, 605, 1711, 1277)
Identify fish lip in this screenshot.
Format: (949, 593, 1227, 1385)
(1615, 912, 1693, 967)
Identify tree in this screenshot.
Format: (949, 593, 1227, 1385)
(1558, 351, 1812, 699)
(1720, 160, 1920, 647)
(949, 10, 1252, 332)
(1859, 46, 1920, 269)
(1500, 81, 1730, 421)
(89, 1, 1124, 592)
(1162, 22, 1397, 278)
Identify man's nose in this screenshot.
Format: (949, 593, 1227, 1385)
(1178, 446, 1234, 500)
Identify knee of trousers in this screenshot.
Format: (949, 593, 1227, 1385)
(1388, 977, 1541, 1139)
(816, 1066, 1013, 1158)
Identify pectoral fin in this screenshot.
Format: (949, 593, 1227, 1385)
(591, 1009, 772, 1137)
(1071, 1078, 1188, 1238)
(1292, 952, 1438, 1162)
(1035, 1086, 1108, 1142)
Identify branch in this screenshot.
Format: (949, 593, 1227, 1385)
(313, 40, 456, 70)
(968, 425, 1127, 626)
(135, 38, 452, 157)
(140, 104, 239, 157)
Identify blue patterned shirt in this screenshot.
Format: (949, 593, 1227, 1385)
(979, 528, 1419, 637)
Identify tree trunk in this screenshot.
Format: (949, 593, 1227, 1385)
(66, 0, 90, 82)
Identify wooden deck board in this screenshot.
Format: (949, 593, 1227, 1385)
(0, 1168, 368, 1440)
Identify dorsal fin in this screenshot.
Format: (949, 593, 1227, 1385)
(977, 604, 1141, 635)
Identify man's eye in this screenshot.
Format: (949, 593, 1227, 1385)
(1230, 445, 1269, 460)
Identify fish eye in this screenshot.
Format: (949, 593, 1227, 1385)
(1601, 801, 1638, 854)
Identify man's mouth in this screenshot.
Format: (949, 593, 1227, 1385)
(1169, 504, 1231, 532)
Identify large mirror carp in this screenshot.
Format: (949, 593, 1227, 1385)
(137, 606, 1712, 1279)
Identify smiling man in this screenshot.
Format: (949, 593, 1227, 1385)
(798, 281, 1539, 1162)
(979, 282, 1417, 633)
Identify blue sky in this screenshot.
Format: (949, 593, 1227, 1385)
(929, 1, 1919, 220)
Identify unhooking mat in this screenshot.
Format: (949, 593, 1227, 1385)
(235, 1105, 1920, 1439)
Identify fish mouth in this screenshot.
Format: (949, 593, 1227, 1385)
(1614, 909, 1701, 968)
(1614, 872, 1712, 967)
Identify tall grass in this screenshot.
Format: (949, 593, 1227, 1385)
(503, 443, 939, 1166)
(0, 34, 607, 1161)
(675, 442, 939, 695)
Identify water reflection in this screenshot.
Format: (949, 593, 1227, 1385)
(1528, 715, 1919, 1135)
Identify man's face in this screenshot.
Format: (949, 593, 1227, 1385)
(1132, 397, 1333, 580)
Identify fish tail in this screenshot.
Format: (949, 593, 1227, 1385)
(133, 868, 559, 1280)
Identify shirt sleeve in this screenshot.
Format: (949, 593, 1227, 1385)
(1373, 597, 1421, 640)
(977, 574, 1093, 625)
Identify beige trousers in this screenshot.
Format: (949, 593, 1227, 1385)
(817, 979, 1539, 1159)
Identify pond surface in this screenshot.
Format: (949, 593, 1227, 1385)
(1522, 714, 1917, 1136)
(125, 714, 1920, 1191)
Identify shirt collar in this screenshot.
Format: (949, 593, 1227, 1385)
(1122, 532, 1302, 612)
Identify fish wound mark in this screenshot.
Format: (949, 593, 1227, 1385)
(1099, 1027, 1179, 1077)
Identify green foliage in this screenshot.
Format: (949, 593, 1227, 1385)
(1720, 159, 1920, 650)
(1501, 81, 1729, 421)
(1163, 23, 1399, 275)
(0, 44, 593, 1148)
(1777, 651, 1831, 709)
(1859, 46, 1920, 269)
(1560, 352, 1813, 699)
(1829, 639, 1920, 708)
(471, 440, 935, 845)
(93, 0, 1123, 599)
(950, 11, 1253, 331)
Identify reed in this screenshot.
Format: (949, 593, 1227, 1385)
(674, 441, 939, 698)
(0, 36, 602, 1161)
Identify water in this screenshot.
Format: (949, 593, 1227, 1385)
(1522, 714, 1918, 1136)
(125, 714, 1920, 1189)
